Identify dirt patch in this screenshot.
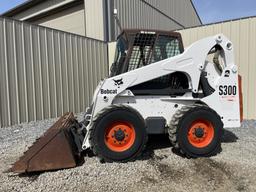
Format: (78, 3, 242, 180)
(149, 154, 185, 181)
(192, 158, 250, 192)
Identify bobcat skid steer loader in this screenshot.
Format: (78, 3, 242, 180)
(11, 29, 243, 173)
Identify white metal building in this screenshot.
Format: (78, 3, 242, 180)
(2, 0, 201, 41)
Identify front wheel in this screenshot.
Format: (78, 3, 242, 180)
(168, 104, 223, 157)
(89, 105, 147, 162)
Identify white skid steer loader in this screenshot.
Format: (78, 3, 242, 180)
(12, 29, 243, 173)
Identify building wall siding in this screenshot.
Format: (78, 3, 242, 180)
(144, 0, 201, 27)
(0, 17, 108, 127)
(112, 0, 201, 39)
(179, 17, 256, 119)
(84, 0, 105, 40)
(35, 4, 86, 36)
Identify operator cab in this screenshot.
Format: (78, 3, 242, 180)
(110, 29, 189, 96)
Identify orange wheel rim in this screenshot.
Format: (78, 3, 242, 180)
(104, 121, 136, 152)
(187, 119, 214, 148)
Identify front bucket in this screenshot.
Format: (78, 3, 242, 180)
(11, 112, 84, 173)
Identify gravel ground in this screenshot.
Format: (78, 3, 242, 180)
(0, 114, 256, 192)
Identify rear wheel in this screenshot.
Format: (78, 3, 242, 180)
(168, 104, 223, 157)
(187, 119, 215, 148)
(89, 105, 147, 162)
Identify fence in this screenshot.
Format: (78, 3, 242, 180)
(0, 17, 109, 127)
(179, 16, 256, 119)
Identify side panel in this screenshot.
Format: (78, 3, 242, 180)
(112, 96, 196, 125)
(202, 65, 241, 128)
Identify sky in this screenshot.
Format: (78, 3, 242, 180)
(192, 0, 256, 24)
(0, 0, 27, 14)
(0, 0, 256, 24)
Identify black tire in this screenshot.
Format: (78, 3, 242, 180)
(89, 105, 148, 162)
(168, 104, 223, 158)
